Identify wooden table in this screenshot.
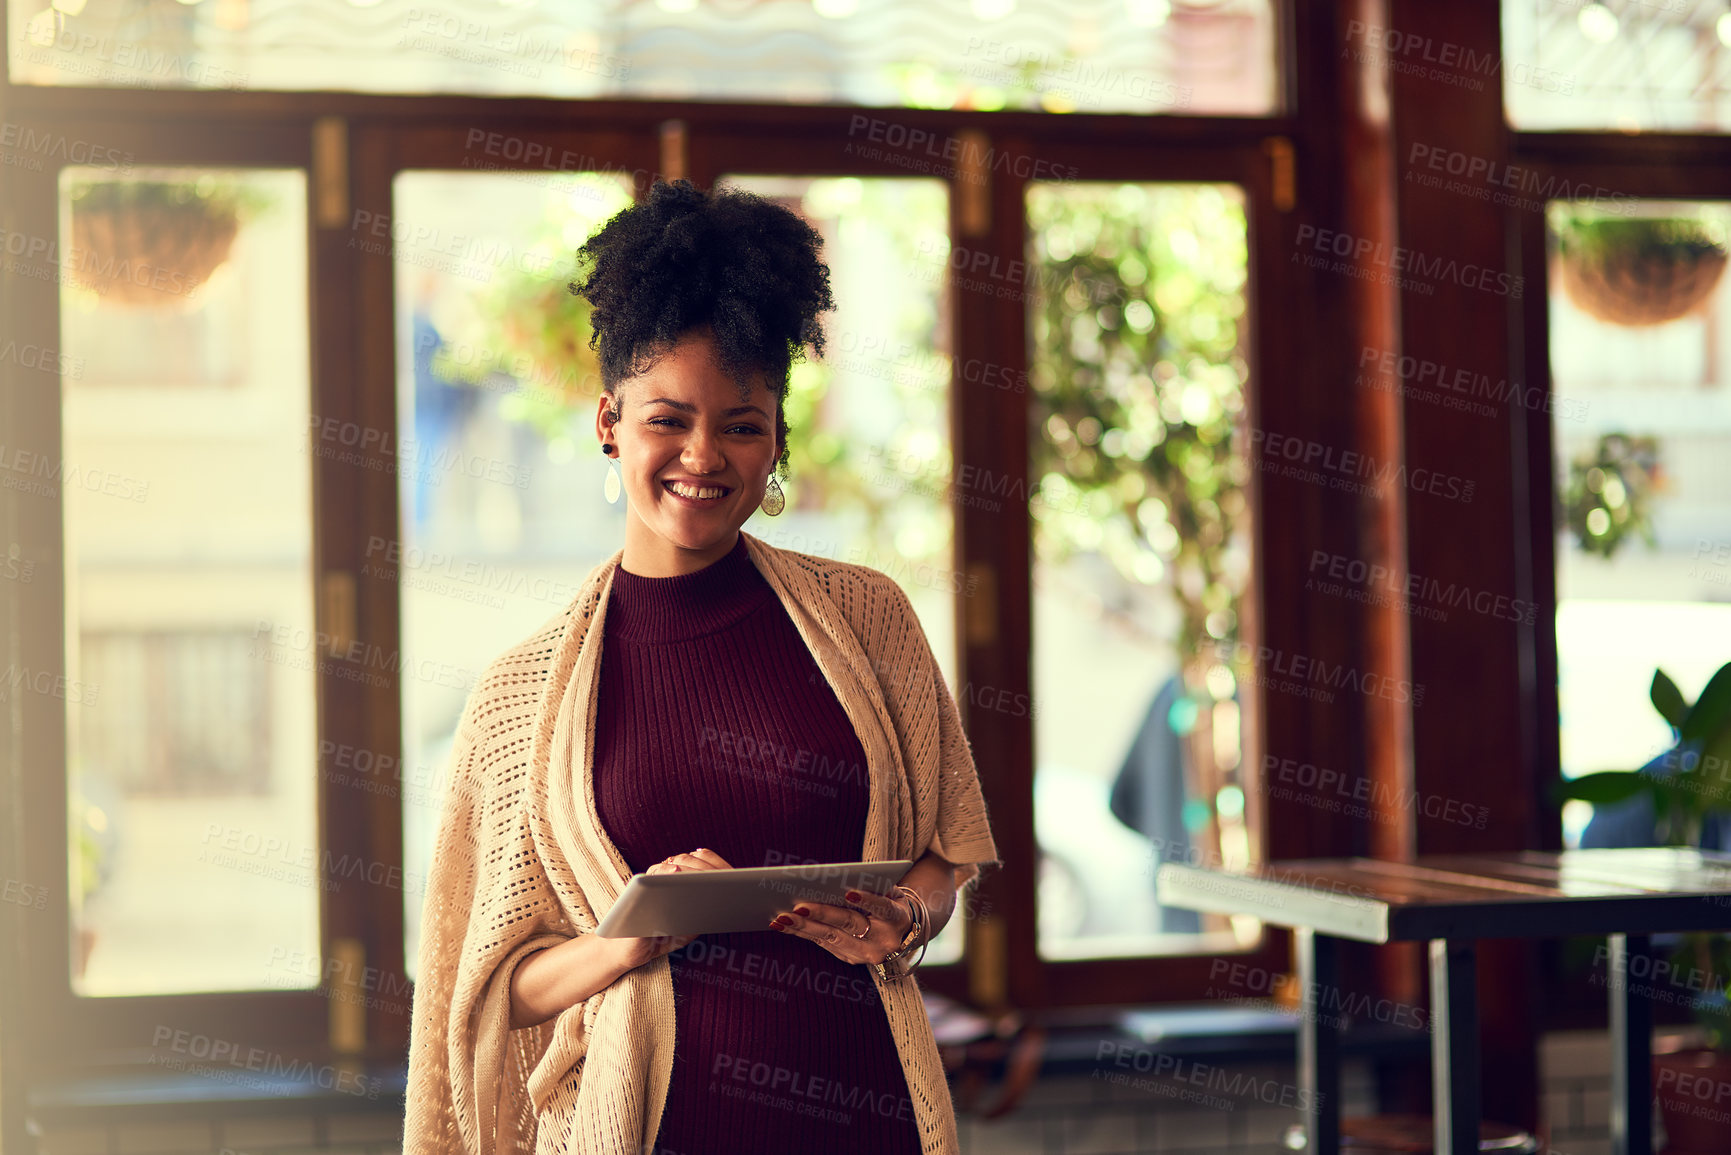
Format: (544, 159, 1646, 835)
(1155, 848, 1731, 1155)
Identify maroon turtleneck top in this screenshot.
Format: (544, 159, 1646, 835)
(591, 534, 922, 1155)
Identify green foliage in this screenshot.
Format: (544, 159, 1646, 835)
(1681, 663, 1731, 753)
(1561, 432, 1659, 559)
(1556, 660, 1731, 846)
(1652, 669, 1689, 730)
(1555, 660, 1731, 1049)
(68, 173, 274, 224)
(1557, 214, 1727, 264)
(1025, 183, 1250, 675)
(68, 788, 106, 905)
(431, 175, 634, 442)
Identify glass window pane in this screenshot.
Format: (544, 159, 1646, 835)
(60, 168, 318, 996)
(1547, 200, 1731, 847)
(11, 0, 1277, 115)
(1026, 181, 1253, 960)
(395, 170, 636, 976)
(1504, 1, 1731, 131)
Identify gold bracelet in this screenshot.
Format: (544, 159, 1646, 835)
(873, 886, 929, 981)
(895, 885, 930, 972)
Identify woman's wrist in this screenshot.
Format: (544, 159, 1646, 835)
(874, 886, 930, 981)
(509, 933, 635, 1029)
(895, 859, 959, 944)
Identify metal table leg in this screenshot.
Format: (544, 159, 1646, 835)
(1297, 928, 1340, 1154)
(1430, 938, 1480, 1155)
(1608, 933, 1653, 1155)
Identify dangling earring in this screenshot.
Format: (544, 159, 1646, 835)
(761, 475, 785, 516)
(602, 444, 621, 505)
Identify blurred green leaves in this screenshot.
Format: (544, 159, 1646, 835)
(1026, 182, 1250, 672)
(1561, 431, 1659, 560)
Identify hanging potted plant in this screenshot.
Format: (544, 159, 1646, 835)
(1553, 213, 1728, 327)
(67, 175, 269, 307)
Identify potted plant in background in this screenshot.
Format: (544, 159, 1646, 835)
(1557, 660, 1731, 1150)
(1553, 211, 1728, 328)
(67, 174, 271, 307)
(1560, 431, 1661, 561)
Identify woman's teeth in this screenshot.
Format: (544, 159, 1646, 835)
(667, 481, 727, 500)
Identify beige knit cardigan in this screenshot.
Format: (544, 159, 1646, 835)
(403, 533, 1000, 1155)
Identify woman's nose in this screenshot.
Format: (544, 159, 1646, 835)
(681, 429, 725, 473)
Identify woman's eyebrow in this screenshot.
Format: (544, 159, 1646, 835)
(642, 396, 769, 420)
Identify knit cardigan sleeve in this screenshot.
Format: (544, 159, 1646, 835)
(403, 628, 575, 1155)
(854, 568, 1000, 888)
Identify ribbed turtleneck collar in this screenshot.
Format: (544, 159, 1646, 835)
(605, 534, 774, 642)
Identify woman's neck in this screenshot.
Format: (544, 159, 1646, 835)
(620, 515, 742, 577)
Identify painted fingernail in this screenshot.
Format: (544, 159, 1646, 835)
(794, 906, 811, 917)
(772, 916, 793, 929)
(845, 891, 861, 903)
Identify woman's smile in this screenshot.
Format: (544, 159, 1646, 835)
(662, 478, 734, 503)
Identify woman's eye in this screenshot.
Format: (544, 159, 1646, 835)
(643, 416, 763, 434)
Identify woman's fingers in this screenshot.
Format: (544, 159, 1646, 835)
(651, 851, 721, 874)
(651, 848, 732, 874)
(795, 900, 872, 938)
(771, 910, 857, 954)
(770, 901, 883, 962)
(842, 887, 911, 934)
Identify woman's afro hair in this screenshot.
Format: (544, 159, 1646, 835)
(570, 179, 835, 475)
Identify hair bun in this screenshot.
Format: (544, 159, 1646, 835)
(648, 178, 705, 213)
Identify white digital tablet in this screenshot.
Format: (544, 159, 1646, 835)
(594, 859, 913, 939)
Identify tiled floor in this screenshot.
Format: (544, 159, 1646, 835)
(951, 1057, 1375, 1155)
(39, 1069, 1341, 1155)
(37, 1028, 1652, 1155)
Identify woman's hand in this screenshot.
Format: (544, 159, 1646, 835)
(769, 851, 962, 968)
(510, 848, 733, 1028)
(767, 886, 915, 966)
(598, 848, 735, 972)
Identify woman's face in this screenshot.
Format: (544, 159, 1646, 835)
(597, 330, 782, 577)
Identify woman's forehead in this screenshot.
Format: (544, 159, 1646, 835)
(618, 373, 773, 411)
(619, 342, 775, 407)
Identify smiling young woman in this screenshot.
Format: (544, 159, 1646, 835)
(598, 331, 782, 576)
(403, 180, 999, 1155)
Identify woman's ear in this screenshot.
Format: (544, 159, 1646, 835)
(595, 391, 617, 450)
